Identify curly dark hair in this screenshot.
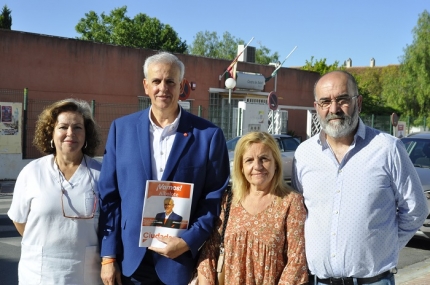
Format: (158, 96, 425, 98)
(33, 99, 101, 157)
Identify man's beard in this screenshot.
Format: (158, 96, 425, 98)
(318, 105, 360, 138)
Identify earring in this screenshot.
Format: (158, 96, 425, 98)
(50, 140, 54, 148)
(84, 141, 87, 149)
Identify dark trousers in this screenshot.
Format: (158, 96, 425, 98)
(121, 252, 166, 285)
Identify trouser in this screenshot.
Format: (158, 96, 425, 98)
(121, 252, 165, 285)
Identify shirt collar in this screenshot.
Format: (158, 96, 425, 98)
(149, 106, 181, 135)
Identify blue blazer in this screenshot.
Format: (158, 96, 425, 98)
(98, 107, 230, 285)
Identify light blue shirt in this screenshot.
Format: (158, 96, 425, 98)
(292, 119, 428, 279)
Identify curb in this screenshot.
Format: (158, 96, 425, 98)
(0, 180, 15, 196)
(396, 257, 430, 285)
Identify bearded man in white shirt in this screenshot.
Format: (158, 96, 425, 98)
(292, 70, 429, 285)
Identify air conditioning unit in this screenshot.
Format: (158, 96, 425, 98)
(237, 45, 256, 63)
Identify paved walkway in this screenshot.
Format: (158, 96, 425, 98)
(396, 257, 430, 285)
(0, 180, 15, 196)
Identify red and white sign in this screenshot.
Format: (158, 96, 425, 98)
(268, 91, 278, 111)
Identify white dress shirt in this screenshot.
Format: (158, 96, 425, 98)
(292, 119, 429, 279)
(149, 107, 181, 180)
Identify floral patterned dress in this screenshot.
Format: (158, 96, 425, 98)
(197, 190, 308, 285)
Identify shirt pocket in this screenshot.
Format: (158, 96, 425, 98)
(19, 243, 42, 284)
(84, 245, 102, 285)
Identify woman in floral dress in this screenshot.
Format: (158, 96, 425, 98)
(197, 132, 308, 285)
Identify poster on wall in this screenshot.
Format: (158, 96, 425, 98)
(0, 102, 22, 153)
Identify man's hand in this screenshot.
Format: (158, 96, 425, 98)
(101, 261, 122, 285)
(148, 236, 190, 259)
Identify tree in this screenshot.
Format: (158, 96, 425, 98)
(300, 56, 342, 75)
(255, 42, 280, 65)
(395, 10, 430, 119)
(188, 31, 279, 64)
(188, 31, 240, 59)
(75, 6, 187, 53)
(0, 5, 12, 29)
(302, 57, 397, 115)
(349, 67, 398, 115)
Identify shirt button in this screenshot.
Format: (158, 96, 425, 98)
(160, 151, 164, 155)
(159, 168, 163, 172)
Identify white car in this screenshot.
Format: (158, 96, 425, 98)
(401, 132, 430, 240)
(226, 134, 301, 183)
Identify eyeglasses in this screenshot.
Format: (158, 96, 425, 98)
(61, 187, 97, 219)
(315, 94, 359, 110)
(57, 156, 97, 219)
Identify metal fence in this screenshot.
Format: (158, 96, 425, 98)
(361, 114, 429, 135)
(0, 89, 206, 159)
(2, 88, 429, 159)
(361, 114, 392, 134)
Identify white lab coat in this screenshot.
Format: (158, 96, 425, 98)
(8, 154, 102, 285)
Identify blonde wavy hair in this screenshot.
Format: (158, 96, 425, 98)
(231, 132, 292, 202)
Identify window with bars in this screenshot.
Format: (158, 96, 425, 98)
(209, 93, 221, 125)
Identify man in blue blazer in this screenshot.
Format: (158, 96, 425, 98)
(152, 198, 183, 229)
(98, 52, 230, 285)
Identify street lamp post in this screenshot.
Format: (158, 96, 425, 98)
(225, 78, 236, 105)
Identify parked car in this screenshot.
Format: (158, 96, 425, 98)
(400, 132, 430, 240)
(226, 134, 301, 183)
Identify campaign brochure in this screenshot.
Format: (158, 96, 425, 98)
(139, 180, 194, 248)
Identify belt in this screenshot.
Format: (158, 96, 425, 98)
(315, 271, 390, 285)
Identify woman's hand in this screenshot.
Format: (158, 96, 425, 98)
(101, 261, 122, 285)
(149, 236, 190, 259)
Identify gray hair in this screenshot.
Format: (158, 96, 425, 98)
(143, 52, 185, 81)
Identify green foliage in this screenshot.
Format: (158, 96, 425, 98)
(0, 5, 12, 29)
(188, 31, 242, 59)
(188, 31, 279, 64)
(357, 84, 398, 115)
(75, 6, 187, 53)
(380, 65, 407, 114)
(379, 10, 430, 126)
(397, 10, 430, 118)
(350, 68, 399, 115)
(300, 56, 342, 75)
(255, 42, 280, 65)
(302, 56, 398, 115)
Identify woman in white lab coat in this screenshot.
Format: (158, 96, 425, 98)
(8, 98, 103, 285)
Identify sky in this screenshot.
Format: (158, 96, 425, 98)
(2, 1, 429, 68)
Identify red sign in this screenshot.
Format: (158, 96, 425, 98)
(179, 79, 191, 101)
(391, 113, 399, 127)
(268, 91, 278, 110)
